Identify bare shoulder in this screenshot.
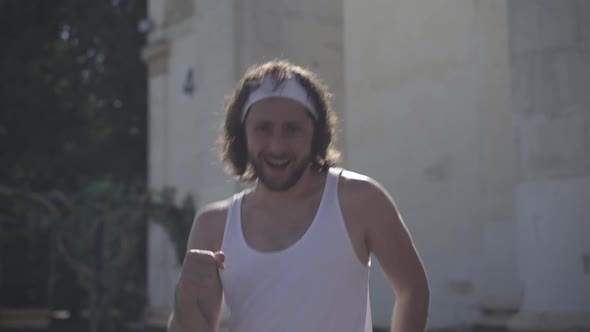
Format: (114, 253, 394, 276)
(338, 169, 392, 205)
(337, 169, 401, 234)
(186, 198, 232, 252)
(196, 199, 231, 225)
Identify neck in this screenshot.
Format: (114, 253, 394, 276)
(252, 166, 323, 205)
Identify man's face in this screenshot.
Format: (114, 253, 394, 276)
(244, 97, 315, 192)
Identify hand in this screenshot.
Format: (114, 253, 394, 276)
(184, 249, 225, 270)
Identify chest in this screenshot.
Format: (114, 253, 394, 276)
(241, 196, 321, 252)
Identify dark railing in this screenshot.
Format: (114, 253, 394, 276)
(0, 184, 194, 332)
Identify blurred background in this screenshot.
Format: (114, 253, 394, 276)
(1, 0, 589, 331)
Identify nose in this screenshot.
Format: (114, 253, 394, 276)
(268, 132, 287, 156)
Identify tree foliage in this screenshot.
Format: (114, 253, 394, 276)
(0, 0, 147, 192)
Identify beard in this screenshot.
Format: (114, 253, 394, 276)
(249, 152, 312, 192)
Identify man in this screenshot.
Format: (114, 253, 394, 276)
(168, 60, 429, 332)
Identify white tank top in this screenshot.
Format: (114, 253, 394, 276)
(220, 167, 372, 332)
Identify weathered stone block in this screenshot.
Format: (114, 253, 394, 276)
(517, 113, 587, 181)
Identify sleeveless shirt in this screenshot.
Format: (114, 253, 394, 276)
(220, 167, 372, 332)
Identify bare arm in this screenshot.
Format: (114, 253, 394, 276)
(169, 282, 218, 332)
(168, 202, 228, 332)
(347, 177, 430, 331)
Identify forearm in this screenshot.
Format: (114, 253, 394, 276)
(390, 286, 430, 332)
(168, 284, 220, 332)
(168, 310, 214, 332)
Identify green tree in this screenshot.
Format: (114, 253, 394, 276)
(0, 0, 147, 192)
(0, 2, 150, 330)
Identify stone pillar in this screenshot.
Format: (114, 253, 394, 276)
(507, 0, 590, 330)
(142, 36, 177, 328)
(141, 0, 237, 328)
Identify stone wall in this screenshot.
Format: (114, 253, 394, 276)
(343, 0, 517, 327)
(508, 0, 590, 329)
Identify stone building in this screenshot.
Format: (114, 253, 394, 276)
(141, 0, 590, 330)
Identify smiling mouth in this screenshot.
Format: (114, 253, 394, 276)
(264, 157, 290, 170)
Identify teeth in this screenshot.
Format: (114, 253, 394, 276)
(266, 158, 289, 167)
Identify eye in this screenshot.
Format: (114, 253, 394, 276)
(285, 123, 302, 135)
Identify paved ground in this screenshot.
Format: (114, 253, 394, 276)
(0, 317, 513, 332)
(0, 326, 509, 332)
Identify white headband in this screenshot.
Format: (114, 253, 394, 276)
(241, 75, 318, 123)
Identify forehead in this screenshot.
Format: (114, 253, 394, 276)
(246, 97, 312, 123)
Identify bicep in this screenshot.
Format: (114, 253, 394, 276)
(186, 206, 227, 252)
(366, 188, 426, 293)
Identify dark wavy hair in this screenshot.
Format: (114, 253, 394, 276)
(218, 60, 341, 182)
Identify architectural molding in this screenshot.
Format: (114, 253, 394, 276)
(164, 0, 194, 28)
(141, 39, 171, 77)
(508, 311, 590, 331)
